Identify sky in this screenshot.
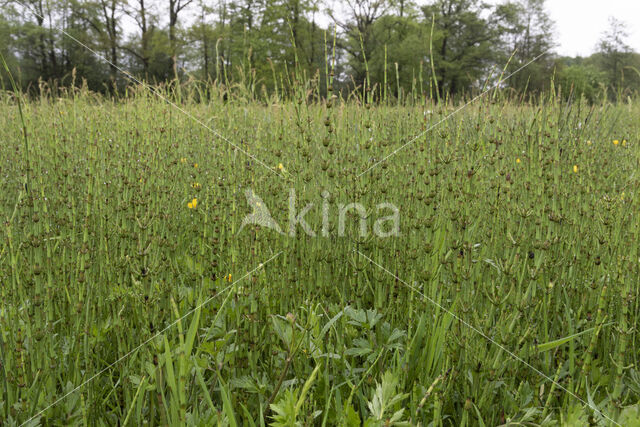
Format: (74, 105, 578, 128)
(543, 0, 640, 57)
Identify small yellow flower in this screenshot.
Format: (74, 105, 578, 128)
(194, 163, 199, 168)
(192, 182, 201, 189)
(621, 192, 625, 201)
(516, 158, 521, 164)
(278, 163, 284, 170)
(180, 157, 187, 163)
(226, 273, 232, 282)
(613, 139, 619, 146)
(622, 140, 627, 146)
(573, 165, 578, 173)
(587, 140, 592, 145)
(187, 198, 198, 209)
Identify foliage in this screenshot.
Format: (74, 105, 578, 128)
(556, 62, 606, 103)
(0, 75, 639, 425)
(2, 0, 638, 99)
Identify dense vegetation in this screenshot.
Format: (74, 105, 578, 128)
(1, 77, 640, 425)
(2, 0, 640, 425)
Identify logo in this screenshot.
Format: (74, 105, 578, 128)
(240, 188, 400, 238)
(239, 188, 284, 234)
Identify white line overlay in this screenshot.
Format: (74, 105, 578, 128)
(355, 249, 620, 426)
(20, 252, 282, 426)
(357, 49, 551, 178)
(13, 1, 282, 179)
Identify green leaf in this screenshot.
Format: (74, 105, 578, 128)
(195, 367, 216, 415)
(343, 403, 361, 427)
(240, 403, 258, 427)
(163, 337, 177, 397)
(319, 310, 344, 340)
(536, 324, 610, 353)
(271, 316, 292, 348)
(216, 370, 238, 427)
(296, 365, 321, 413)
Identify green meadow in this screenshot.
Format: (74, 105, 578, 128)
(1, 83, 640, 425)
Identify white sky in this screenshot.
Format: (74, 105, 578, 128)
(543, 0, 640, 56)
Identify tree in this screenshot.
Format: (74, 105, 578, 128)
(331, 0, 394, 86)
(596, 16, 633, 97)
(185, 0, 215, 80)
(556, 57, 606, 103)
(421, 0, 500, 97)
(123, 0, 154, 76)
(84, 0, 124, 83)
(498, 0, 556, 95)
(123, 0, 174, 82)
(15, 0, 61, 81)
(365, 12, 427, 100)
(0, 0, 635, 99)
(168, 0, 194, 76)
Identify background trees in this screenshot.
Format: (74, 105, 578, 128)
(1, 0, 638, 101)
(594, 17, 640, 99)
(498, 0, 555, 94)
(421, 0, 500, 97)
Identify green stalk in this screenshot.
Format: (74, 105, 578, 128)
(579, 284, 608, 393)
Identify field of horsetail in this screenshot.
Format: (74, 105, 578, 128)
(1, 86, 639, 425)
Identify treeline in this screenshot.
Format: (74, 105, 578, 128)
(1, 0, 639, 102)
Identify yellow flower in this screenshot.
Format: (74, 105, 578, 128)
(226, 273, 232, 282)
(516, 158, 521, 164)
(573, 165, 578, 173)
(180, 157, 186, 163)
(622, 140, 627, 146)
(191, 182, 201, 189)
(613, 139, 619, 146)
(187, 198, 198, 209)
(587, 140, 592, 145)
(278, 163, 284, 170)
(194, 163, 199, 168)
(621, 192, 625, 201)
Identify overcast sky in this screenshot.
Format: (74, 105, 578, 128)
(544, 0, 640, 56)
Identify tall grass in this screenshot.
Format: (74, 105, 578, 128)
(0, 77, 639, 426)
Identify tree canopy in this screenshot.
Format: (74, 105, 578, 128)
(1, 0, 638, 101)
